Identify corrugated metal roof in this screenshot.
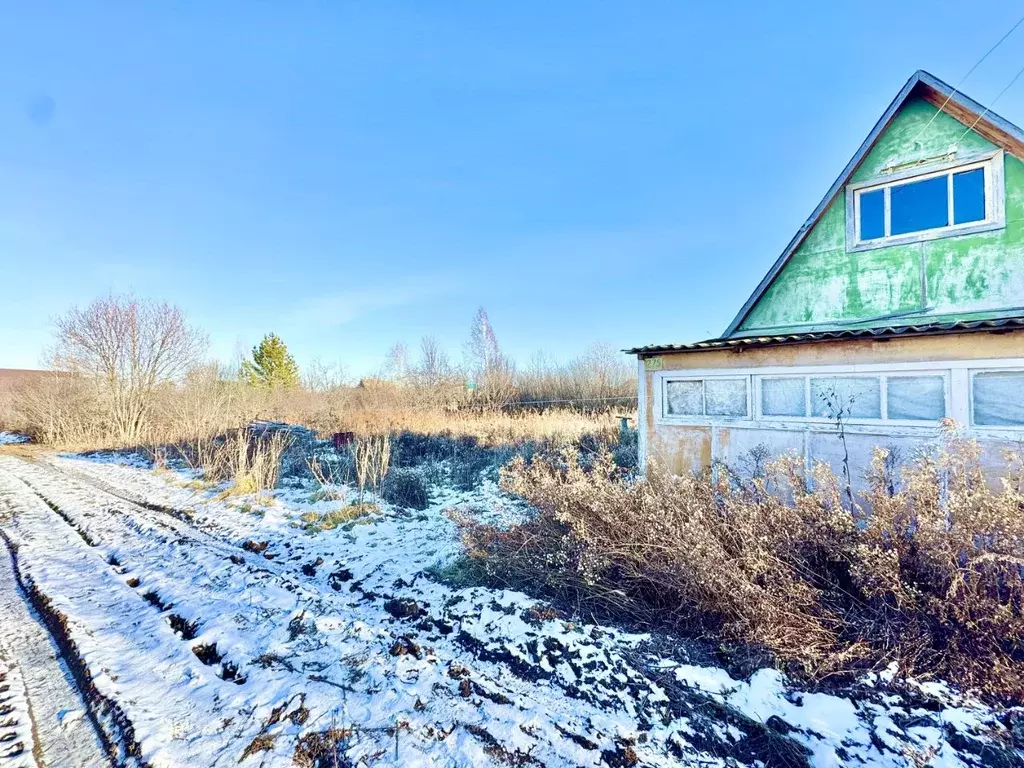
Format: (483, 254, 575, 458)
(626, 317, 1024, 356)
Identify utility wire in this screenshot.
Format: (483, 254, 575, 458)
(328, 392, 639, 414)
(904, 11, 1024, 153)
(954, 59, 1024, 146)
(508, 394, 636, 407)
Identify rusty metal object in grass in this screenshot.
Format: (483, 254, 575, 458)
(333, 431, 355, 451)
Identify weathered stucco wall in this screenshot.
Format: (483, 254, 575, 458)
(641, 331, 1024, 485)
(739, 99, 1024, 333)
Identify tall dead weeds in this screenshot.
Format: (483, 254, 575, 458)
(458, 427, 1024, 700)
(199, 430, 292, 497)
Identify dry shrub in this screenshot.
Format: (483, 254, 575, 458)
(459, 428, 1024, 700)
(9, 365, 628, 456)
(7, 373, 107, 447)
(349, 434, 391, 501)
(201, 430, 292, 497)
(515, 342, 636, 412)
(5, 294, 635, 452)
(306, 456, 346, 501)
(9, 367, 270, 452)
(858, 430, 1024, 696)
(0, 387, 24, 434)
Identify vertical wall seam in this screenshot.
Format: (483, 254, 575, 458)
(920, 241, 928, 309)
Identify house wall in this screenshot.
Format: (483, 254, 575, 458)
(638, 331, 1024, 489)
(738, 99, 1024, 334)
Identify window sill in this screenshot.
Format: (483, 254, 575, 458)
(847, 219, 1004, 253)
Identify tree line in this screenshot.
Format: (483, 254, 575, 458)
(3, 294, 636, 447)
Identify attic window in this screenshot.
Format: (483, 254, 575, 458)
(847, 151, 1004, 251)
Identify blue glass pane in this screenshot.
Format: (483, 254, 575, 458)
(890, 175, 948, 235)
(859, 189, 885, 240)
(953, 168, 985, 224)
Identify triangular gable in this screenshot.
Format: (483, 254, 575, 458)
(723, 70, 1024, 338)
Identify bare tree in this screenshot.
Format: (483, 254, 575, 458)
(463, 307, 515, 409)
(567, 342, 635, 402)
(50, 295, 208, 444)
(304, 358, 347, 393)
(417, 335, 452, 386)
(383, 342, 409, 381)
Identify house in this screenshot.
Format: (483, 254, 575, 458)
(628, 70, 1024, 488)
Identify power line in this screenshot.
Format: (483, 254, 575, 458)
(509, 394, 636, 407)
(338, 392, 638, 414)
(954, 59, 1024, 146)
(904, 11, 1024, 153)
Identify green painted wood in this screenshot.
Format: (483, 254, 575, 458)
(738, 98, 1024, 335)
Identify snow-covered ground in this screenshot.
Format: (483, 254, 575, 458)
(0, 651, 35, 767)
(0, 449, 1021, 767)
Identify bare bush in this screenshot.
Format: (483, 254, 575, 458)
(458, 427, 1024, 700)
(156, 363, 264, 453)
(9, 373, 106, 446)
(306, 455, 346, 501)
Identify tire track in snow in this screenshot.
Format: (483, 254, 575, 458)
(0, 467, 252, 766)
(0, 643, 36, 768)
(0, 516, 130, 767)
(2, 456, 659, 766)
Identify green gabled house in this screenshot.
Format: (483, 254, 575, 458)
(629, 70, 1024, 482)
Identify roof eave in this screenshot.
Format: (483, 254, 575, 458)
(627, 316, 1024, 356)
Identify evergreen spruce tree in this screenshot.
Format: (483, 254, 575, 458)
(240, 333, 300, 389)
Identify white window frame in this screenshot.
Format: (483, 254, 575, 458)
(968, 367, 1024, 429)
(661, 375, 751, 423)
(756, 371, 950, 426)
(806, 373, 886, 422)
(845, 150, 1005, 252)
(653, 358, 1024, 439)
(882, 372, 951, 424)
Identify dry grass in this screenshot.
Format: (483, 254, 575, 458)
(340, 407, 625, 445)
(299, 504, 377, 532)
(458, 427, 1024, 701)
(200, 430, 292, 498)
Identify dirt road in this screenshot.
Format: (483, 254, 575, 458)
(0, 530, 110, 767)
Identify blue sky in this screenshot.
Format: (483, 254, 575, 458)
(2, 2, 1024, 377)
